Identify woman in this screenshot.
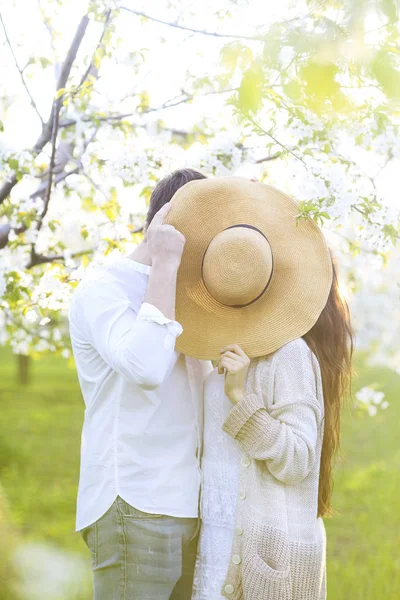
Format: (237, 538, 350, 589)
(164, 176, 353, 599)
(192, 256, 353, 599)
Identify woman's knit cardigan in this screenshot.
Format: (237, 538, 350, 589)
(220, 338, 326, 600)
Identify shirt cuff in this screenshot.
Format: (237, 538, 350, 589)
(137, 302, 183, 338)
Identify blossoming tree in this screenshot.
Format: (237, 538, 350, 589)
(0, 0, 399, 388)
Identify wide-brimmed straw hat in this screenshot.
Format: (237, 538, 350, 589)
(164, 176, 333, 360)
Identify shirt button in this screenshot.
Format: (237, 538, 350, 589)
(239, 490, 246, 500)
(224, 584, 234, 595)
(232, 554, 242, 565)
(235, 526, 243, 536)
(241, 456, 251, 467)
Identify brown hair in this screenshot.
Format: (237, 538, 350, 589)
(145, 168, 206, 229)
(302, 252, 354, 518)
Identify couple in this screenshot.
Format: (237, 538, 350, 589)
(68, 170, 353, 600)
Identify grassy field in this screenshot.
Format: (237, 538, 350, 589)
(0, 347, 399, 599)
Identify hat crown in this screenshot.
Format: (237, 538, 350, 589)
(202, 225, 273, 307)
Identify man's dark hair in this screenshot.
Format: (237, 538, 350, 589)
(145, 168, 207, 229)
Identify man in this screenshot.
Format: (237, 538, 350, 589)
(68, 169, 213, 599)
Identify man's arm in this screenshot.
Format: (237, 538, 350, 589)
(142, 201, 185, 321)
(70, 279, 182, 391)
(69, 202, 186, 391)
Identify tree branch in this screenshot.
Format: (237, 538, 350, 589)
(0, 14, 90, 206)
(0, 130, 97, 252)
(27, 247, 96, 269)
(119, 6, 267, 41)
(59, 87, 238, 129)
(254, 152, 282, 164)
(35, 97, 62, 235)
(0, 12, 44, 126)
(75, 9, 112, 91)
(30, 166, 79, 198)
(246, 114, 306, 166)
(36, 0, 58, 61)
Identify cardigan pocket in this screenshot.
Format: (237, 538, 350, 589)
(242, 553, 292, 600)
(242, 521, 293, 599)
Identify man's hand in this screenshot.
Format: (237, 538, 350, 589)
(217, 344, 250, 405)
(146, 202, 186, 269)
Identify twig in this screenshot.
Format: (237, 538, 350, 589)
(0, 12, 44, 126)
(36, 0, 57, 59)
(35, 98, 61, 235)
(331, 230, 383, 256)
(81, 171, 109, 201)
(27, 247, 96, 269)
(0, 129, 98, 252)
(75, 9, 112, 92)
(0, 14, 90, 205)
(254, 152, 282, 164)
(30, 167, 79, 198)
(28, 96, 62, 272)
(119, 6, 267, 41)
(246, 114, 306, 166)
(0, 166, 80, 249)
(59, 88, 239, 129)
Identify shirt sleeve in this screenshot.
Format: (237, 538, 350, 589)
(137, 302, 183, 350)
(69, 280, 183, 390)
(222, 339, 323, 485)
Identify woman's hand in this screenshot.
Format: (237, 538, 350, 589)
(217, 344, 250, 405)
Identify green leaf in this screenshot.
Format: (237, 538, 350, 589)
(238, 62, 264, 114)
(220, 42, 253, 73)
(38, 57, 53, 69)
(283, 80, 302, 101)
(299, 61, 340, 99)
(8, 157, 19, 171)
(138, 91, 150, 112)
(103, 188, 120, 222)
(380, 0, 398, 23)
(371, 50, 400, 100)
(55, 87, 66, 99)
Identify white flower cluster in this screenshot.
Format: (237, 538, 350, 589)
(338, 242, 400, 372)
(31, 267, 74, 312)
(355, 386, 389, 416)
(0, 262, 7, 300)
(189, 133, 243, 176)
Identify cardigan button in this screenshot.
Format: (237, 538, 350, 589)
(232, 554, 242, 565)
(224, 584, 234, 595)
(235, 526, 243, 536)
(239, 490, 246, 500)
(241, 456, 251, 467)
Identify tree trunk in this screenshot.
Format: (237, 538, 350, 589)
(17, 355, 30, 386)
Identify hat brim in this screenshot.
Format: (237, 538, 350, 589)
(164, 177, 333, 360)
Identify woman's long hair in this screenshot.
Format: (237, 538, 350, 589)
(302, 252, 354, 518)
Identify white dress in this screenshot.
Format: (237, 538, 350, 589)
(192, 368, 241, 600)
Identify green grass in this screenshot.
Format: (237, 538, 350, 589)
(325, 355, 400, 599)
(0, 347, 399, 599)
(0, 349, 85, 555)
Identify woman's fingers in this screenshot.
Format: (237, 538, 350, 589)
(220, 344, 249, 360)
(218, 356, 239, 374)
(220, 350, 243, 362)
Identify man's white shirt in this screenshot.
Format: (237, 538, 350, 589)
(68, 255, 212, 531)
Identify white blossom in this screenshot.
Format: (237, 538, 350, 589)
(355, 386, 388, 415)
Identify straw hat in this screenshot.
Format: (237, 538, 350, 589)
(164, 176, 332, 360)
